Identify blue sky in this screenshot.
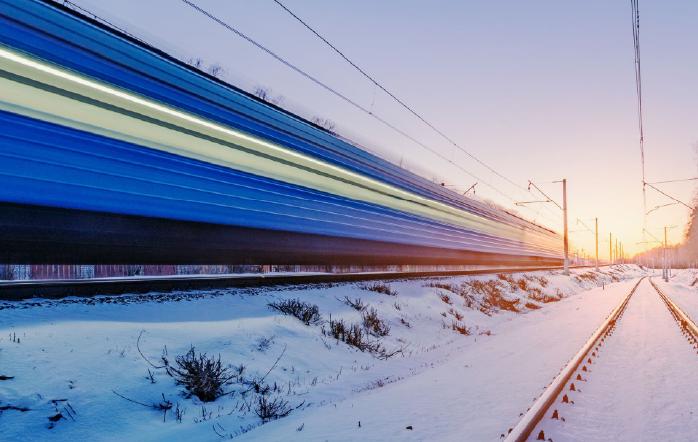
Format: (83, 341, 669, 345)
(66, 0, 698, 256)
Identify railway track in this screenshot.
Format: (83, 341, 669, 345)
(504, 276, 698, 441)
(0, 264, 599, 301)
(650, 278, 698, 344)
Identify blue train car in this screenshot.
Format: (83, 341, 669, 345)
(0, 0, 562, 265)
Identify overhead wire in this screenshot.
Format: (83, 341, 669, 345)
(644, 182, 693, 210)
(630, 1, 694, 260)
(270, 0, 563, 222)
(647, 177, 698, 185)
(180, 0, 563, 227)
(630, 0, 648, 246)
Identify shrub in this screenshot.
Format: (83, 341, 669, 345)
(464, 279, 519, 314)
(360, 282, 398, 296)
(324, 318, 365, 348)
(497, 273, 518, 291)
(527, 286, 543, 298)
(448, 308, 464, 321)
(497, 273, 516, 283)
(164, 347, 237, 402)
(576, 272, 598, 283)
(256, 336, 274, 352)
(255, 395, 291, 423)
(451, 321, 470, 335)
(268, 299, 321, 325)
(525, 302, 541, 310)
(534, 276, 549, 288)
(426, 282, 457, 293)
(439, 293, 452, 304)
(323, 318, 388, 355)
(341, 296, 366, 312)
(428, 282, 478, 308)
(516, 278, 529, 292)
(528, 288, 563, 303)
(362, 308, 390, 337)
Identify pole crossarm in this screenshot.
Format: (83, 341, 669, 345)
(463, 182, 477, 195)
(517, 179, 568, 274)
(575, 218, 595, 235)
(527, 180, 563, 210)
(646, 202, 678, 215)
(644, 182, 693, 210)
(642, 228, 663, 244)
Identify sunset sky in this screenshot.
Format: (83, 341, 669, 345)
(68, 0, 698, 258)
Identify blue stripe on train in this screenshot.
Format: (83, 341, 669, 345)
(0, 110, 548, 256)
(0, 0, 545, 236)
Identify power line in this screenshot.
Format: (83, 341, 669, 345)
(59, 0, 146, 44)
(179, 0, 563, 227)
(630, 0, 649, 247)
(647, 177, 698, 185)
(630, 0, 645, 184)
(629, 1, 694, 223)
(646, 202, 677, 215)
(270, 0, 563, 223)
(271, 0, 528, 193)
(644, 182, 693, 210)
(51, 0, 562, 232)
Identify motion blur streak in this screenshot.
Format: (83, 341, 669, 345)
(0, 0, 561, 265)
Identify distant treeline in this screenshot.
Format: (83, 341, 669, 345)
(635, 193, 698, 268)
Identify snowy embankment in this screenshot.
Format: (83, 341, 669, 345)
(657, 268, 698, 320)
(0, 265, 645, 441)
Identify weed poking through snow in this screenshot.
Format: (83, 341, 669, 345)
(362, 307, 390, 337)
(255, 394, 292, 423)
(340, 296, 367, 311)
(268, 298, 322, 325)
(162, 347, 239, 402)
(359, 282, 398, 296)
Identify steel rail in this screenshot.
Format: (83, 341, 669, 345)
(0, 264, 604, 301)
(649, 278, 698, 341)
(504, 277, 645, 442)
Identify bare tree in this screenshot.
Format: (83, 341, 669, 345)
(187, 57, 204, 70)
(254, 86, 271, 102)
(207, 64, 223, 78)
(311, 116, 336, 133)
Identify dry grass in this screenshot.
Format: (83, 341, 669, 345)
(359, 282, 398, 296)
(163, 347, 238, 402)
(465, 279, 520, 314)
(340, 296, 367, 312)
(362, 308, 390, 337)
(524, 302, 542, 310)
(451, 321, 470, 335)
(268, 299, 322, 325)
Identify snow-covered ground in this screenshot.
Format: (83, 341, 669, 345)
(0, 265, 646, 441)
(538, 276, 698, 441)
(657, 268, 698, 321)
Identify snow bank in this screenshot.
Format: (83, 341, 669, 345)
(657, 268, 698, 321)
(0, 265, 646, 441)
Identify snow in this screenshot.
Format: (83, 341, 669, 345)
(656, 269, 698, 321)
(0, 266, 646, 441)
(539, 276, 698, 442)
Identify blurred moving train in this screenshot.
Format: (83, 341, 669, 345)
(0, 0, 562, 266)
